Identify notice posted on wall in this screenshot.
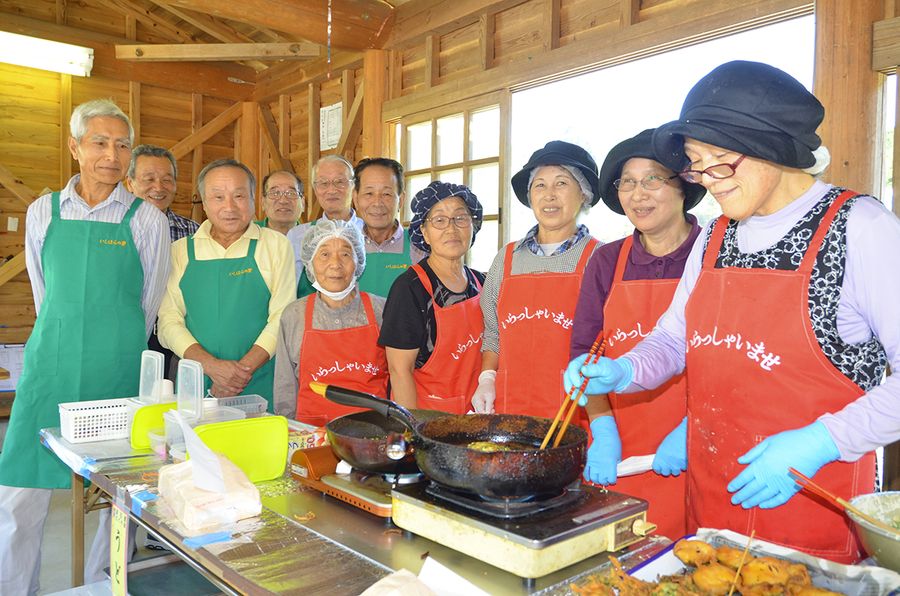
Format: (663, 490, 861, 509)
(320, 103, 343, 150)
(0, 344, 24, 391)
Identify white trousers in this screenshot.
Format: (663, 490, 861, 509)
(0, 485, 135, 594)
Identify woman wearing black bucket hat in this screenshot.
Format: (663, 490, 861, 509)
(472, 141, 600, 424)
(567, 128, 705, 540)
(379, 181, 485, 415)
(565, 60, 900, 561)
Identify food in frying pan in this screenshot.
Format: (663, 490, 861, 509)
(466, 441, 514, 452)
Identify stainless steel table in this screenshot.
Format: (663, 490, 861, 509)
(40, 427, 668, 594)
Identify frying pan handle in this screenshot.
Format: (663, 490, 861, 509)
(314, 383, 418, 430)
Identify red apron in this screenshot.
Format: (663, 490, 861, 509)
(684, 191, 871, 563)
(605, 236, 688, 540)
(295, 291, 389, 426)
(412, 264, 483, 414)
(495, 238, 599, 422)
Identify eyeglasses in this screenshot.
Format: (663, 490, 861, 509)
(314, 178, 350, 191)
(425, 214, 474, 229)
(613, 174, 678, 192)
(679, 154, 747, 184)
(265, 189, 301, 201)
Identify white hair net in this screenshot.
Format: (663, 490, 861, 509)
(300, 219, 366, 284)
(802, 145, 831, 177)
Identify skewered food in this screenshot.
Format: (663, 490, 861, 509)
(691, 562, 735, 595)
(715, 545, 747, 569)
(673, 539, 716, 566)
(740, 557, 791, 587)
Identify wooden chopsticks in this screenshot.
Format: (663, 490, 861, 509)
(726, 530, 755, 596)
(540, 332, 606, 450)
(789, 467, 900, 536)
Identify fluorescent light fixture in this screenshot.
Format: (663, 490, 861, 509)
(0, 32, 93, 77)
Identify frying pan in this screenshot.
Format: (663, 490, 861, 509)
(315, 383, 587, 499)
(325, 409, 447, 475)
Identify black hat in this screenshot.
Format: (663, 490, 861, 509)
(652, 60, 824, 172)
(511, 141, 601, 207)
(598, 129, 706, 216)
(409, 181, 483, 253)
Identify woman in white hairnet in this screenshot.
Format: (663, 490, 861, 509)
(273, 219, 388, 424)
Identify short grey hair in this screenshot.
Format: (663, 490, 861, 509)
(128, 144, 177, 179)
(527, 164, 593, 213)
(312, 154, 354, 181)
(69, 99, 134, 145)
(197, 158, 257, 208)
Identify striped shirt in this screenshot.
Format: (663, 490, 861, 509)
(480, 234, 600, 354)
(25, 175, 171, 338)
(166, 209, 200, 241)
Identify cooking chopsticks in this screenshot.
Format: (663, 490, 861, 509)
(540, 332, 606, 450)
(789, 467, 900, 537)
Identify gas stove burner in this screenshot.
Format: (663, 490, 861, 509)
(351, 469, 424, 486)
(424, 481, 586, 520)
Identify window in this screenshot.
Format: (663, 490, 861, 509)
(509, 16, 816, 242)
(398, 94, 509, 272)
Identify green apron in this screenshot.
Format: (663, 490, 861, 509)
(180, 236, 275, 411)
(253, 218, 269, 228)
(0, 192, 146, 489)
(357, 230, 413, 298)
(296, 220, 317, 298)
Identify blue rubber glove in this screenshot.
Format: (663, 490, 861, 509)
(564, 355, 634, 405)
(584, 416, 622, 485)
(727, 421, 840, 509)
(652, 417, 688, 477)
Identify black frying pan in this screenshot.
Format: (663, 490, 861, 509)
(316, 383, 587, 499)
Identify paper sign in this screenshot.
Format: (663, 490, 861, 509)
(110, 503, 129, 596)
(319, 103, 343, 150)
(0, 344, 24, 391)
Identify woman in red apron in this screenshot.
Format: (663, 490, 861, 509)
(474, 141, 600, 422)
(273, 219, 388, 425)
(568, 129, 706, 540)
(566, 61, 900, 563)
(379, 182, 485, 414)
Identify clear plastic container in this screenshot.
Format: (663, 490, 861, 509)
(176, 359, 204, 423)
(148, 428, 166, 457)
(164, 404, 245, 452)
(138, 351, 165, 405)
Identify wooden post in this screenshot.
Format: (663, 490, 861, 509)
(307, 82, 321, 221)
(362, 49, 388, 157)
(239, 102, 260, 197)
(128, 81, 141, 144)
(59, 73, 72, 189)
(813, 0, 884, 195)
(190, 93, 204, 222)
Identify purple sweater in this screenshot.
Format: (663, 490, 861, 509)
(625, 181, 900, 462)
(570, 215, 701, 359)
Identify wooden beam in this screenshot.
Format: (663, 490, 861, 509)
(170, 101, 242, 159)
(0, 253, 26, 289)
(159, 0, 394, 50)
(479, 13, 495, 71)
(190, 93, 204, 223)
(59, 74, 72, 189)
(0, 13, 255, 101)
(258, 103, 293, 171)
(362, 50, 388, 156)
(541, 0, 561, 51)
(145, 0, 254, 43)
(873, 16, 900, 70)
(254, 50, 363, 102)
(56, 0, 66, 25)
(125, 14, 136, 40)
(129, 81, 141, 144)
(277, 95, 291, 159)
(94, 0, 196, 43)
(337, 81, 365, 155)
(384, 0, 812, 120)
(116, 42, 320, 62)
(424, 35, 439, 87)
(386, 0, 526, 49)
(239, 103, 260, 192)
(342, 70, 356, 113)
(814, 0, 883, 194)
(307, 82, 321, 220)
(619, 0, 640, 28)
(0, 163, 37, 207)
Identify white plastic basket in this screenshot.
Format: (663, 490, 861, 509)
(214, 394, 267, 416)
(59, 398, 136, 444)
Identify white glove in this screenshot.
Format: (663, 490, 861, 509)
(471, 370, 497, 413)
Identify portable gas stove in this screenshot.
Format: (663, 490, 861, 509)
(290, 445, 421, 517)
(391, 482, 656, 579)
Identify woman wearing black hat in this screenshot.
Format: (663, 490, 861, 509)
(472, 141, 600, 422)
(566, 61, 900, 562)
(568, 129, 705, 540)
(379, 181, 485, 414)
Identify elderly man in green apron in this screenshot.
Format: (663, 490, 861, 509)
(0, 99, 170, 595)
(157, 159, 295, 410)
(351, 158, 428, 298)
(288, 155, 363, 297)
(255, 170, 304, 235)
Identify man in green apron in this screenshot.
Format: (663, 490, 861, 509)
(157, 159, 296, 412)
(287, 155, 363, 297)
(0, 99, 170, 595)
(352, 157, 428, 298)
(254, 170, 304, 235)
